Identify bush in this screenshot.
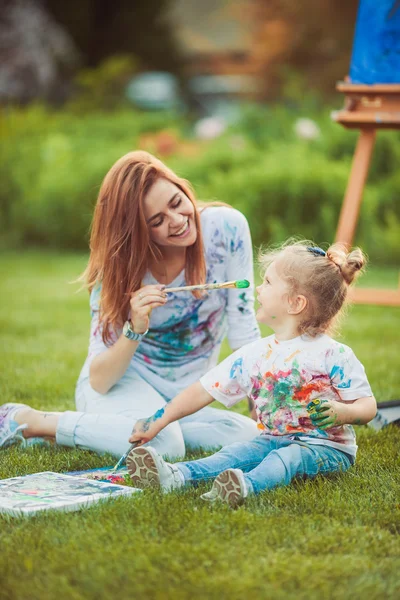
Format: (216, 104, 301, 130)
(0, 106, 182, 249)
(1, 102, 399, 265)
(173, 140, 378, 254)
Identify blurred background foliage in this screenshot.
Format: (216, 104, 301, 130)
(1, 0, 399, 265)
(2, 97, 400, 265)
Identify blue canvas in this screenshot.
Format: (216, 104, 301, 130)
(350, 0, 400, 84)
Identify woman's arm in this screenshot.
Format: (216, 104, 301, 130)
(89, 284, 167, 394)
(129, 382, 214, 445)
(90, 335, 140, 394)
(308, 396, 377, 429)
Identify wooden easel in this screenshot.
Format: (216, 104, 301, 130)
(332, 82, 400, 306)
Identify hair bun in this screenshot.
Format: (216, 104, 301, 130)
(326, 244, 366, 285)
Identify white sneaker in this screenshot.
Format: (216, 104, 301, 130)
(200, 469, 249, 508)
(0, 403, 29, 449)
(126, 446, 184, 492)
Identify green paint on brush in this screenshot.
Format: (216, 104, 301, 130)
(235, 279, 250, 289)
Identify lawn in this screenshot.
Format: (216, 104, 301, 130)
(0, 252, 399, 600)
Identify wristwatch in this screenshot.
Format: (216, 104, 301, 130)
(123, 321, 148, 342)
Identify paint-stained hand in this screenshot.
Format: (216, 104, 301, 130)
(129, 408, 166, 445)
(307, 398, 350, 430)
(130, 285, 167, 334)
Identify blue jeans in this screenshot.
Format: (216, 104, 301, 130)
(176, 435, 354, 494)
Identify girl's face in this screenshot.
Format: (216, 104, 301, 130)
(143, 178, 197, 250)
(255, 261, 291, 326)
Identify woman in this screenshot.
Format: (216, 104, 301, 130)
(1, 151, 260, 460)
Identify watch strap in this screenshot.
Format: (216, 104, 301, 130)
(123, 321, 148, 342)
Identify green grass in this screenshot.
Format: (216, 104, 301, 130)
(0, 252, 399, 600)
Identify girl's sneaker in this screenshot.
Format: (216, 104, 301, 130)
(200, 469, 249, 508)
(0, 403, 29, 449)
(126, 446, 184, 492)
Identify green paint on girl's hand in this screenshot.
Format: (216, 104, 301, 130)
(306, 398, 323, 414)
(235, 279, 250, 289)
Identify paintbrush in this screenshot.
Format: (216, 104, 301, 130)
(112, 441, 140, 473)
(165, 279, 250, 293)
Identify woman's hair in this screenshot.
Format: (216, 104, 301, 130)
(259, 239, 367, 337)
(80, 151, 207, 343)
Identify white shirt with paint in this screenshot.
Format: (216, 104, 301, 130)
(78, 206, 261, 400)
(200, 333, 373, 456)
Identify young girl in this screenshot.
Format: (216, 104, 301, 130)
(0, 151, 260, 460)
(126, 240, 377, 507)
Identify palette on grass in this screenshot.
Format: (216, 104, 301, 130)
(67, 466, 130, 485)
(0, 471, 141, 517)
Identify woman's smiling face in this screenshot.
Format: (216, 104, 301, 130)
(143, 178, 197, 249)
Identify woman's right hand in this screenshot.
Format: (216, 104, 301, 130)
(129, 284, 167, 333)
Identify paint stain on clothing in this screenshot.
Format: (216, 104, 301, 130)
(285, 349, 301, 362)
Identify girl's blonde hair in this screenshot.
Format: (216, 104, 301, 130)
(259, 239, 367, 337)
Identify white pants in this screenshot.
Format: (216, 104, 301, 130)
(56, 370, 258, 461)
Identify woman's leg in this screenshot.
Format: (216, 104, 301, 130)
(243, 441, 353, 495)
(178, 406, 258, 451)
(14, 371, 185, 460)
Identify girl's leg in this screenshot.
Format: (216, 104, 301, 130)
(13, 371, 185, 460)
(178, 406, 258, 451)
(127, 436, 272, 491)
(203, 440, 353, 508)
(176, 436, 272, 484)
(244, 441, 353, 495)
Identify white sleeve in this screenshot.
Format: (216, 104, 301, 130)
(222, 209, 261, 349)
(326, 344, 373, 401)
(87, 284, 108, 361)
(200, 346, 252, 408)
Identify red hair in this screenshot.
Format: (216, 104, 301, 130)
(81, 151, 206, 343)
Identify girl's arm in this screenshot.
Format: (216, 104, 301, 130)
(129, 382, 214, 445)
(309, 396, 377, 429)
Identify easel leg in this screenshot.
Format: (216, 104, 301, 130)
(335, 128, 376, 246)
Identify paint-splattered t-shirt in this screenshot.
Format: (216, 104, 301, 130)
(78, 207, 260, 400)
(200, 334, 373, 456)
